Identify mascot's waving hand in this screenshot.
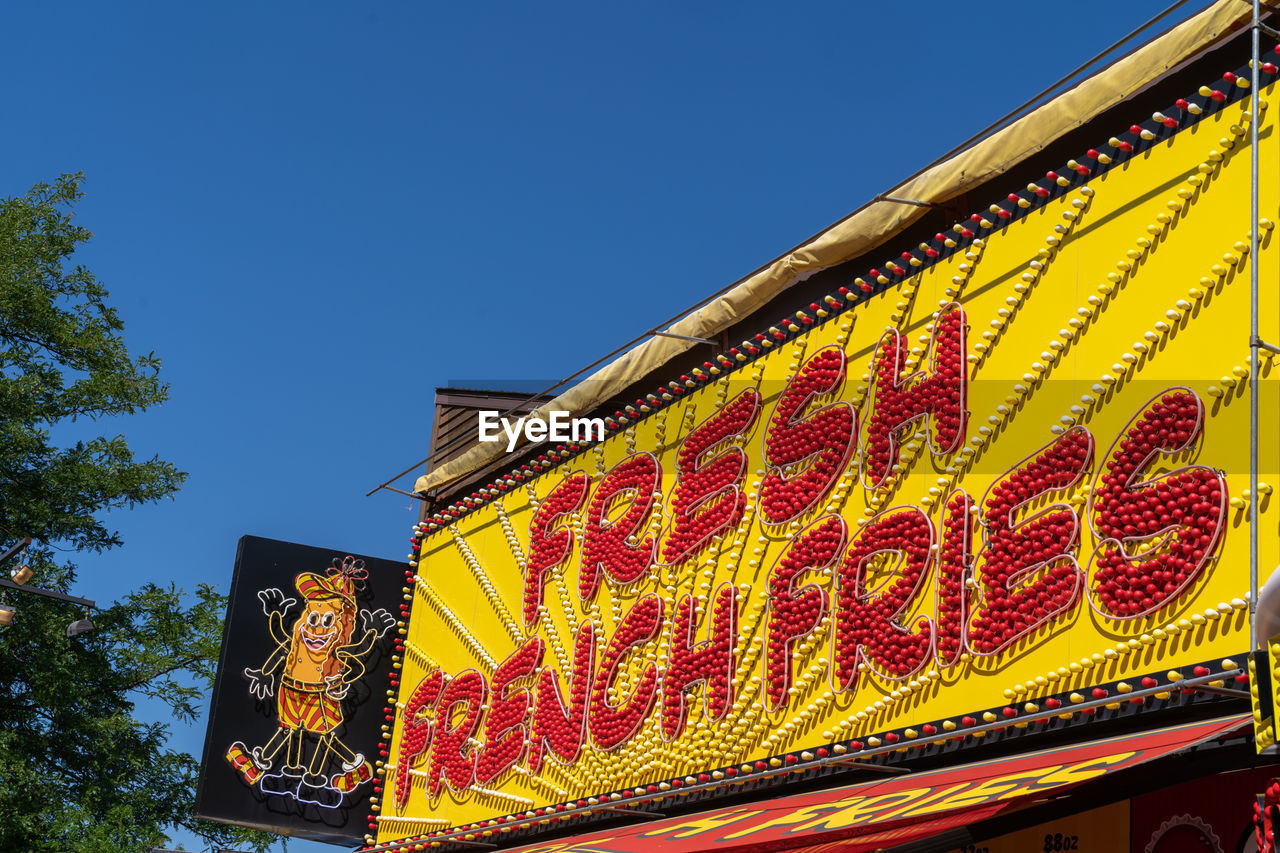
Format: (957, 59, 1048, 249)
(226, 556, 394, 807)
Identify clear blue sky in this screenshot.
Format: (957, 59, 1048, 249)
(2, 1, 1192, 849)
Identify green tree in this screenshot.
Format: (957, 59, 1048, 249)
(0, 174, 275, 852)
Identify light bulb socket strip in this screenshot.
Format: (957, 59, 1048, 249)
(416, 44, 1280, 536)
(362, 662, 1246, 853)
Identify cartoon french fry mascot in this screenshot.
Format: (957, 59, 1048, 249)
(226, 556, 394, 808)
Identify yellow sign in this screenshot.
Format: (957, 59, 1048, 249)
(378, 75, 1278, 845)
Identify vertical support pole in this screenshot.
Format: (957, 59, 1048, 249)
(1251, 0, 1263, 652)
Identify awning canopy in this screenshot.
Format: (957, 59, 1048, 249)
(497, 715, 1247, 853)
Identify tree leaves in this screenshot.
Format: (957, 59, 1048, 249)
(0, 173, 185, 553)
(0, 175, 275, 852)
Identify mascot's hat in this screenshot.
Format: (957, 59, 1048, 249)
(295, 556, 367, 604)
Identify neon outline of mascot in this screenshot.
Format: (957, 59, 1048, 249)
(225, 556, 394, 807)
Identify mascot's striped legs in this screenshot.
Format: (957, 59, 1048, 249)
(226, 726, 300, 786)
(326, 736, 373, 793)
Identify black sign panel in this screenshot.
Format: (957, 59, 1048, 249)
(196, 535, 400, 845)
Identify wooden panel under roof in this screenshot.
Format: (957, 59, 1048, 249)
(419, 388, 553, 517)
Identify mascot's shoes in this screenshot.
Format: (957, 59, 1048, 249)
(250, 746, 273, 770)
(332, 753, 373, 793)
(260, 764, 304, 797)
(225, 741, 265, 786)
(298, 772, 343, 808)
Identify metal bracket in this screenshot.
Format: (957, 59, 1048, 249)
(1189, 683, 1250, 700)
(651, 330, 718, 346)
(1252, 17, 1280, 42)
(1253, 335, 1280, 356)
(380, 484, 427, 500)
(875, 194, 938, 208)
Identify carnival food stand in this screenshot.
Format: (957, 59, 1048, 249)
(199, 2, 1280, 852)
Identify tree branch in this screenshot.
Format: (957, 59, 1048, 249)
(86, 655, 210, 699)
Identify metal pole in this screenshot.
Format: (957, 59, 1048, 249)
(1251, 0, 1262, 652)
(0, 536, 30, 567)
(649, 330, 719, 346)
(0, 577, 96, 609)
(875, 195, 938, 208)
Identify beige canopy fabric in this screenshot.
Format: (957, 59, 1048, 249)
(416, 0, 1254, 496)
